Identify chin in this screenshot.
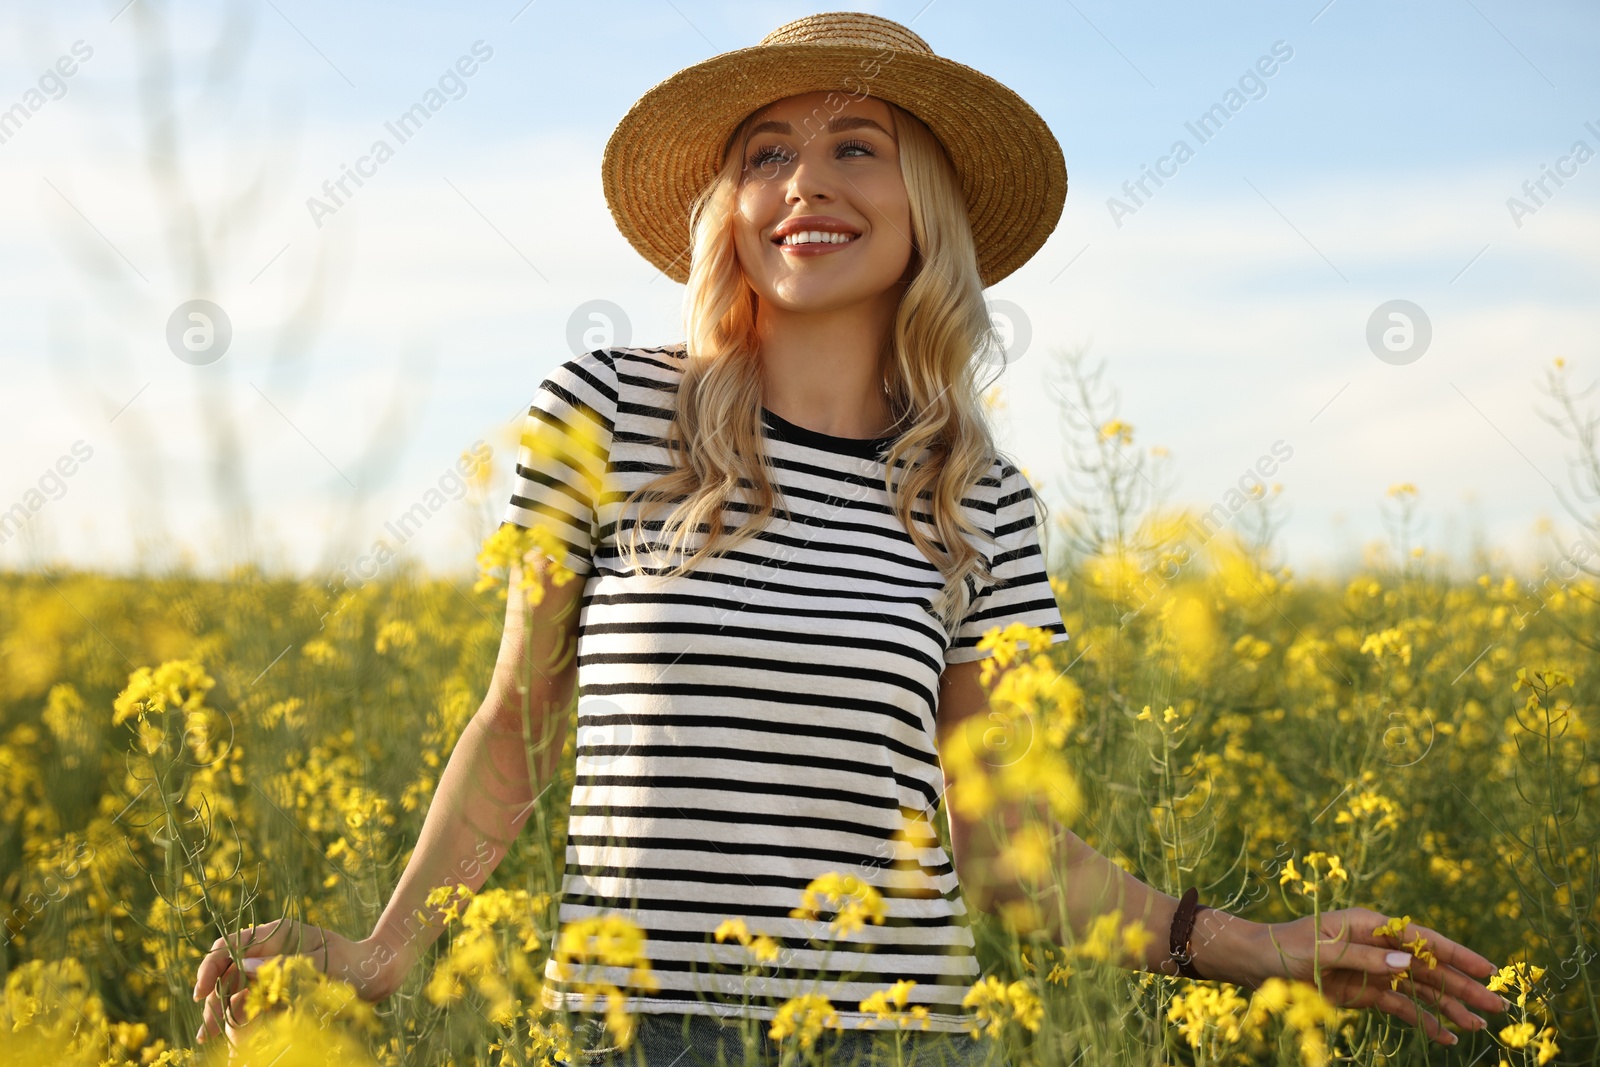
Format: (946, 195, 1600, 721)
(769, 270, 903, 307)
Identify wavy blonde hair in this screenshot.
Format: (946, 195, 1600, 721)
(617, 97, 1011, 631)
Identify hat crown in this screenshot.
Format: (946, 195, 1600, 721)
(758, 11, 933, 54)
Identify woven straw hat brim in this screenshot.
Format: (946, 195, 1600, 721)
(602, 40, 1067, 289)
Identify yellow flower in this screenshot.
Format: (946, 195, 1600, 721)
(1487, 960, 1548, 1012)
(769, 993, 839, 1049)
(475, 522, 577, 602)
(999, 821, 1055, 883)
(1248, 978, 1343, 1067)
(974, 622, 1057, 688)
(1533, 1026, 1560, 1065)
(1359, 627, 1412, 666)
(553, 914, 655, 988)
(962, 975, 1042, 1040)
(1336, 791, 1401, 833)
(1068, 909, 1153, 966)
(859, 979, 931, 1030)
(1513, 666, 1574, 692)
(790, 872, 887, 938)
(112, 659, 214, 726)
(374, 619, 417, 654)
(1099, 420, 1134, 446)
(1371, 914, 1411, 941)
(1122, 919, 1155, 960)
(1303, 851, 1347, 884)
(1500, 1021, 1536, 1048)
(1167, 981, 1252, 1048)
(1401, 933, 1438, 970)
(425, 883, 473, 925)
(712, 916, 784, 965)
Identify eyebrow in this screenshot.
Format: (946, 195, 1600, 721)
(745, 114, 894, 141)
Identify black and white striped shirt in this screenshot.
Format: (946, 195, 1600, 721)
(502, 344, 1069, 1032)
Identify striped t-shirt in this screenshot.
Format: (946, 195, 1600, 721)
(501, 343, 1069, 1033)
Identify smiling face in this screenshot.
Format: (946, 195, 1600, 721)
(731, 92, 915, 316)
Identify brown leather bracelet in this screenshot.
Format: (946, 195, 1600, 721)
(1168, 887, 1213, 979)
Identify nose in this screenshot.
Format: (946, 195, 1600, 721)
(784, 153, 835, 206)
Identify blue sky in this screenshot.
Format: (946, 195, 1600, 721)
(1, 0, 1596, 579)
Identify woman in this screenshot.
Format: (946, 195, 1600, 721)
(191, 11, 1508, 1066)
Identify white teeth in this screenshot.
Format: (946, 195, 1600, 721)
(779, 230, 857, 245)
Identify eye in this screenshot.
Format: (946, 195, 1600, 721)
(748, 144, 791, 169)
(746, 137, 878, 173)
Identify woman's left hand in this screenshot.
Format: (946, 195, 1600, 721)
(1227, 907, 1510, 1046)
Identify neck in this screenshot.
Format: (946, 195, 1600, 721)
(754, 290, 901, 439)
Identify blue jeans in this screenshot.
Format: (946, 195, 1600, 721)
(554, 1010, 1011, 1066)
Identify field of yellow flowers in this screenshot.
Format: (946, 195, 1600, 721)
(1, 356, 1596, 1066)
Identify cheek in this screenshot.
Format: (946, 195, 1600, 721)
(867, 194, 915, 264)
(863, 178, 913, 247)
(733, 188, 774, 253)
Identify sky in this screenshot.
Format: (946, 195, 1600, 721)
(1, 0, 1597, 582)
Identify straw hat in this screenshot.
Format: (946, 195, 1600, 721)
(600, 10, 1067, 289)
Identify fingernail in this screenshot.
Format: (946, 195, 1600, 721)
(1385, 951, 1412, 969)
(241, 956, 263, 974)
(1472, 1014, 1486, 1029)
(1447, 1032, 1460, 1046)
(1498, 995, 1511, 1011)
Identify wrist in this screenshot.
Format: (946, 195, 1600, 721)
(1189, 911, 1272, 989)
(346, 931, 416, 1001)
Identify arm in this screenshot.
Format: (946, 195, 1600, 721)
(359, 560, 583, 994)
(935, 658, 1506, 1046)
(193, 558, 582, 1040)
(936, 658, 1268, 983)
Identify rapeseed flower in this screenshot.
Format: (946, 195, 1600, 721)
(769, 993, 840, 1049)
(790, 872, 887, 938)
(859, 979, 932, 1030)
(962, 975, 1043, 1040)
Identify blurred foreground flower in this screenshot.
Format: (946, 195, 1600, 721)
(424, 884, 550, 1025)
(790, 871, 887, 938)
(962, 975, 1042, 1040)
(475, 522, 577, 603)
(549, 914, 658, 1049)
(859, 979, 932, 1030)
(769, 992, 841, 1049)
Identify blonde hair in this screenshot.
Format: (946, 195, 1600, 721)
(617, 98, 1009, 631)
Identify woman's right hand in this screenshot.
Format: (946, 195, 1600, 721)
(190, 918, 403, 1046)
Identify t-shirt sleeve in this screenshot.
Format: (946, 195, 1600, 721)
(944, 462, 1071, 664)
(500, 349, 619, 577)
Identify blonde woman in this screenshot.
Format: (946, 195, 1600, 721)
(192, 12, 1507, 1067)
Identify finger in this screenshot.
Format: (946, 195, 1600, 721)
(1386, 922, 1507, 1015)
(201, 991, 238, 1049)
(193, 921, 282, 1000)
(1374, 987, 1456, 1046)
(197, 957, 268, 1043)
(1318, 937, 1418, 982)
(198, 986, 227, 1044)
(1402, 952, 1511, 1016)
(1402, 921, 1497, 980)
(222, 988, 252, 1047)
(1396, 975, 1487, 1035)
(199, 975, 238, 1043)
